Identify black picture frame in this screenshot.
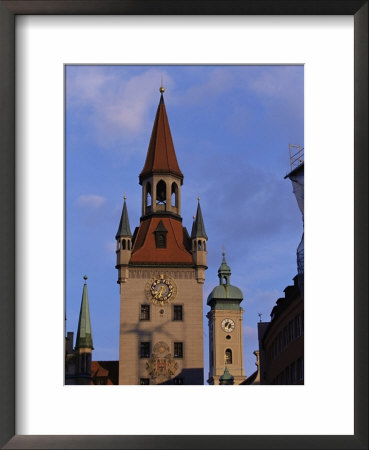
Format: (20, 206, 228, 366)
(0, 1, 367, 449)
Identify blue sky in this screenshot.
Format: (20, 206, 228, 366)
(66, 65, 304, 380)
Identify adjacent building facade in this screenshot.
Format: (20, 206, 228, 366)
(244, 151, 304, 385)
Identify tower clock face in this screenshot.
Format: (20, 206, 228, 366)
(221, 318, 235, 333)
(145, 275, 177, 305)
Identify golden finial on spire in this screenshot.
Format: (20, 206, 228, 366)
(197, 196, 200, 202)
(124, 195, 127, 200)
(159, 75, 165, 93)
(83, 275, 88, 282)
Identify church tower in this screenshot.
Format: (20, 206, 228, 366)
(207, 253, 245, 385)
(65, 275, 94, 385)
(116, 86, 207, 385)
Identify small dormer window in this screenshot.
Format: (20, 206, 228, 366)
(154, 220, 168, 248)
(157, 233, 166, 248)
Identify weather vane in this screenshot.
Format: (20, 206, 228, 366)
(258, 313, 262, 322)
(159, 75, 165, 93)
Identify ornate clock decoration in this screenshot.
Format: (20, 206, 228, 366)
(146, 341, 178, 383)
(145, 274, 177, 305)
(221, 318, 235, 333)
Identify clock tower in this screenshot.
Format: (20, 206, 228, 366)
(116, 86, 207, 385)
(207, 253, 246, 385)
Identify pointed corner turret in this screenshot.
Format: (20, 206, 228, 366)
(116, 196, 132, 239)
(191, 199, 208, 240)
(191, 198, 208, 284)
(75, 275, 94, 352)
(116, 197, 132, 283)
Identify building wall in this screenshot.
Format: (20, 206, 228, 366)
(119, 267, 204, 385)
(261, 291, 304, 385)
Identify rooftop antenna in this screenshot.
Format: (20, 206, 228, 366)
(258, 313, 262, 323)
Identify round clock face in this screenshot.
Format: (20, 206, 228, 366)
(221, 318, 235, 333)
(145, 275, 177, 305)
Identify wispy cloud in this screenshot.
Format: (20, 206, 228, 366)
(75, 194, 106, 208)
(67, 66, 174, 148)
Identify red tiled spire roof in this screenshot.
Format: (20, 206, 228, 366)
(139, 94, 183, 184)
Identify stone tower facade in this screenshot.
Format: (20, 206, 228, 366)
(207, 253, 246, 385)
(116, 88, 207, 385)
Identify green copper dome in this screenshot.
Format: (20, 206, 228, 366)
(207, 252, 243, 308)
(207, 284, 243, 302)
(219, 366, 234, 385)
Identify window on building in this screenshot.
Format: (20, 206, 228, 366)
(171, 182, 178, 207)
(140, 378, 150, 385)
(173, 305, 183, 321)
(296, 315, 302, 337)
(289, 321, 294, 342)
(140, 304, 150, 321)
(290, 362, 296, 384)
(174, 342, 183, 358)
(140, 342, 151, 358)
(173, 378, 184, 385)
(225, 348, 232, 364)
(297, 357, 304, 381)
(156, 180, 167, 204)
(278, 332, 282, 352)
(155, 221, 168, 248)
(283, 326, 288, 347)
(146, 182, 152, 207)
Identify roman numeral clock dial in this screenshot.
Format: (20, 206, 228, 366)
(221, 318, 235, 333)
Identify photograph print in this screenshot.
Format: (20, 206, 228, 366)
(65, 65, 304, 385)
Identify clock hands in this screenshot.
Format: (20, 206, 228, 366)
(153, 285, 166, 299)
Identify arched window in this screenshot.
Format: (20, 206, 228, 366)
(225, 349, 232, 365)
(223, 276, 227, 285)
(146, 182, 152, 207)
(122, 239, 126, 250)
(156, 180, 166, 204)
(127, 240, 130, 250)
(171, 182, 178, 207)
(203, 241, 206, 251)
(198, 241, 202, 251)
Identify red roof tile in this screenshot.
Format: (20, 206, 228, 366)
(91, 361, 119, 385)
(139, 95, 183, 184)
(130, 217, 193, 264)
